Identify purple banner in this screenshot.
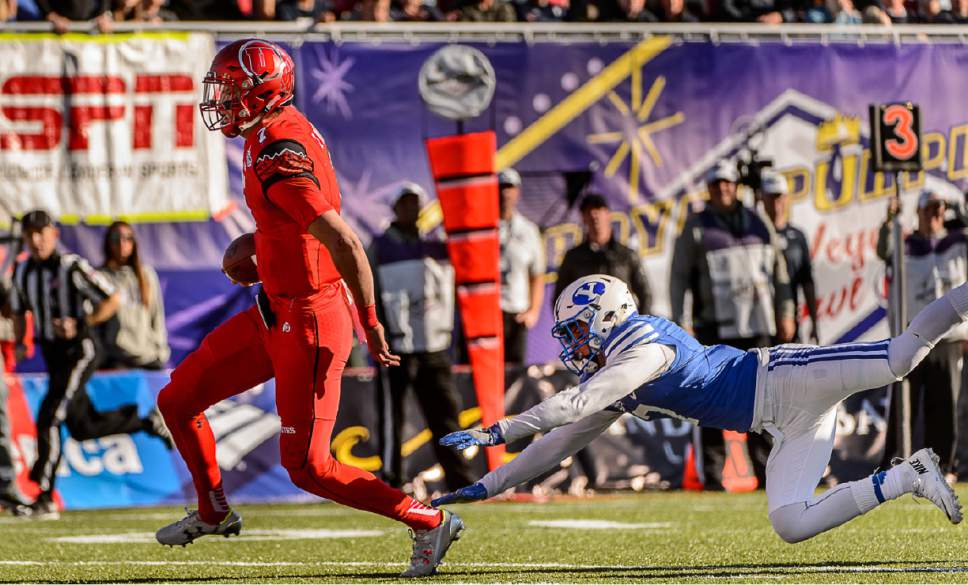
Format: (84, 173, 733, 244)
(28, 38, 968, 369)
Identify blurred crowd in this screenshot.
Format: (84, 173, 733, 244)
(4, 0, 968, 27)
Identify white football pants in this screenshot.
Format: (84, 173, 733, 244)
(757, 286, 968, 542)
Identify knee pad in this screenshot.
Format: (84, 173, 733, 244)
(769, 505, 810, 544)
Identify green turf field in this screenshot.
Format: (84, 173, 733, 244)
(1, 488, 967, 583)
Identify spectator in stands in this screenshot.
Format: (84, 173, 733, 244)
(392, 0, 442, 20)
(37, 0, 113, 32)
(368, 184, 475, 492)
(862, 4, 892, 22)
(96, 221, 169, 370)
(828, 0, 863, 23)
(519, 0, 568, 20)
(884, 0, 910, 22)
(167, 0, 243, 19)
(621, 0, 658, 19)
(459, 0, 516, 21)
(13, 0, 44, 19)
(878, 191, 967, 475)
(799, 0, 833, 21)
(554, 194, 652, 314)
(1, 0, 16, 20)
(111, 0, 176, 21)
(277, 0, 335, 19)
(951, 0, 968, 21)
(919, 0, 956, 21)
(498, 168, 545, 365)
(670, 161, 794, 492)
(759, 171, 820, 344)
(350, 0, 391, 20)
(0, 283, 29, 516)
(718, 0, 788, 22)
(652, 0, 699, 21)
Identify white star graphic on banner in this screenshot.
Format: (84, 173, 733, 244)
(309, 50, 356, 119)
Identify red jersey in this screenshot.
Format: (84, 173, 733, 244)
(243, 107, 342, 298)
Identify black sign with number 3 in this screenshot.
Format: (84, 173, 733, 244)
(869, 103, 923, 172)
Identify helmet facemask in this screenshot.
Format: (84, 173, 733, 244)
(199, 72, 250, 136)
(552, 306, 605, 377)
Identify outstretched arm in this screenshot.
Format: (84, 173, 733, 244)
(496, 343, 673, 443)
(432, 409, 621, 506)
(441, 342, 674, 450)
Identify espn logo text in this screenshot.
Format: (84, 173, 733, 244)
(0, 74, 195, 151)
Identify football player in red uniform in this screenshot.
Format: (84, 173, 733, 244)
(155, 39, 463, 577)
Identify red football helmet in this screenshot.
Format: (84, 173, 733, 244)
(199, 39, 295, 137)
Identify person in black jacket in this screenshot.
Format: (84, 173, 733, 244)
(553, 194, 652, 314)
(552, 194, 652, 490)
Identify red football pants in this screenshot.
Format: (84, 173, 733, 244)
(157, 284, 440, 530)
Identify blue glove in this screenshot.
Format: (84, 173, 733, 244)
(439, 423, 504, 450)
(431, 482, 488, 507)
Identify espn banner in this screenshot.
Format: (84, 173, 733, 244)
(0, 32, 227, 223)
(7, 367, 885, 509)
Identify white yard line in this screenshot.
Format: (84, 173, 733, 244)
(528, 520, 671, 530)
(47, 529, 384, 544)
(1, 559, 968, 575)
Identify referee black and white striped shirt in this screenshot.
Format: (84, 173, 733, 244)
(10, 252, 116, 343)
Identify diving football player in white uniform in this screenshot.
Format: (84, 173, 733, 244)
(434, 274, 963, 543)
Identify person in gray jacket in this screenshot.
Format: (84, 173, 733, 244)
(670, 160, 795, 491)
(877, 190, 968, 474)
(368, 183, 475, 492)
(97, 221, 169, 370)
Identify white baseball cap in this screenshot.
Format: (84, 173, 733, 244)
(394, 181, 427, 204)
(706, 160, 739, 184)
(498, 168, 521, 187)
(918, 190, 947, 210)
(759, 172, 789, 196)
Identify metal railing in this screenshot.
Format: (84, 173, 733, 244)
(4, 21, 968, 45)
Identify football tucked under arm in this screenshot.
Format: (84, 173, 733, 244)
(222, 232, 260, 286)
(496, 342, 675, 444)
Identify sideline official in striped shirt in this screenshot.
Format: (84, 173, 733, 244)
(9, 210, 173, 520)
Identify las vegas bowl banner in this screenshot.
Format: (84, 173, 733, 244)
(0, 32, 227, 223)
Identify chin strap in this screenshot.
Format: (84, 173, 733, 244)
(237, 113, 265, 134)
